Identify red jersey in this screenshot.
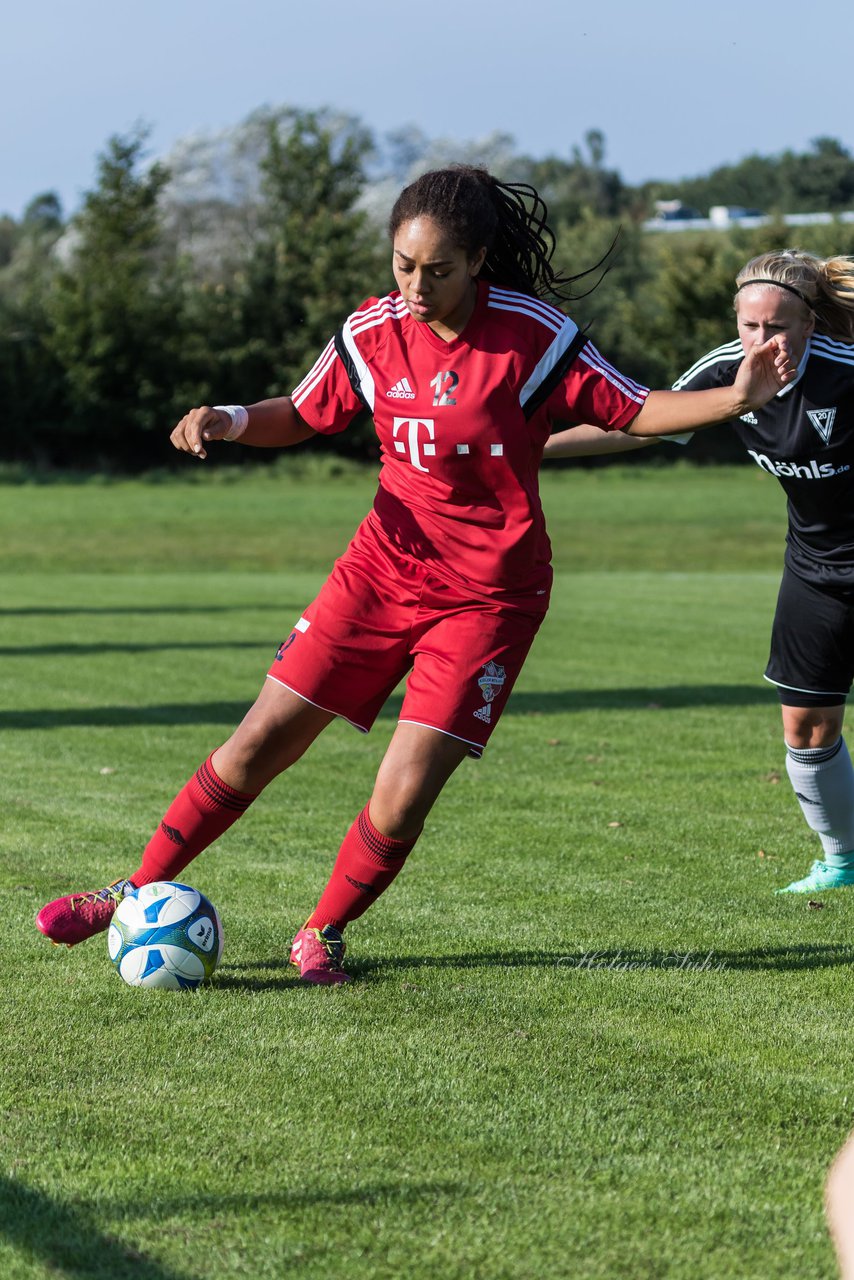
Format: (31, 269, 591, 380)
(292, 281, 648, 600)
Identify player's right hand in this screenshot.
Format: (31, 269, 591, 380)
(170, 406, 231, 460)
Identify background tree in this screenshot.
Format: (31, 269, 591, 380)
(220, 109, 386, 456)
(0, 192, 67, 465)
(522, 129, 628, 224)
(778, 137, 854, 211)
(44, 130, 182, 466)
(645, 137, 854, 216)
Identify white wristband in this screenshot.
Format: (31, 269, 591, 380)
(214, 404, 249, 442)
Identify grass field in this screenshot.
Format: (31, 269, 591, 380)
(2, 463, 853, 1280)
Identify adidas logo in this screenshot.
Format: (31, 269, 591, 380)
(740, 411, 758, 425)
(473, 704, 492, 724)
(386, 377, 416, 400)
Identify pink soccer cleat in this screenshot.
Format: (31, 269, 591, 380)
(36, 879, 135, 947)
(289, 924, 351, 984)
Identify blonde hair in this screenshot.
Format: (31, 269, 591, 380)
(735, 249, 854, 342)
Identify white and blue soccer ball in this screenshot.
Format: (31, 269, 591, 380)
(107, 881, 223, 990)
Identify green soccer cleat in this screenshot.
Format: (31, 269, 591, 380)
(775, 860, 854, 894)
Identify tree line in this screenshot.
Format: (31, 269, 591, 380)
(2, 112, 854, 471)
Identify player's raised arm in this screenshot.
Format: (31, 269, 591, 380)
(625, 334, 795, 437)
(543, 424, 658, 458)
(170, 396, 315, 460)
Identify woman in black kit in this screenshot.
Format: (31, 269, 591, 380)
(546, 249, 854, 895)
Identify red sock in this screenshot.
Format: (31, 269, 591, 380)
(129, 754, 257, 887)
(305, 805, 419, 931)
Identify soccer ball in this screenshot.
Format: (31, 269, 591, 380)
(107, 881, 223, 990)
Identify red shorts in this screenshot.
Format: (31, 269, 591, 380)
(267, 518, 549, 756)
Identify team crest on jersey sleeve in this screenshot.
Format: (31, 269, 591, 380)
(806, 408, 837, 443)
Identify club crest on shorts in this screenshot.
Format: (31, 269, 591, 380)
(475, 661, 506, 722)
(477, 660, 506, 702)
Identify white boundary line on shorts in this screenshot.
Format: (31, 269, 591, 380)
(397, 717, 484, 757)
(762, 673, 850, 698)
(264, 679, 488, 756)
(265, 672, 369, 734)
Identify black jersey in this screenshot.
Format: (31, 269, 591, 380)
(674, 335, 854, 586)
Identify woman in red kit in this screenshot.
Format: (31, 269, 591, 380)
(36, 166, 794, 982)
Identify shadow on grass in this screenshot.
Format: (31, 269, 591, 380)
(125, 1179, 462, 1217)
(476, 684, 779, 714)
(0, 703, 254, 730)
(0, 684, 775, 730)
(0, 604, 287, 617)
(0, 1175, 191, 1280)
(215, 942, 854, 988)
(552, 944, 854, 973)
(0, 641, 276, 658)
(0, 1175, 462, 1279)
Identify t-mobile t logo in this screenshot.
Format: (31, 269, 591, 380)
(393, 417, 436, 472)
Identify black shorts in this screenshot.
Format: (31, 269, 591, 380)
(765, 566, 854, 707)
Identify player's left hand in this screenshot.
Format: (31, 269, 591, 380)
(736, 335, 797, 409)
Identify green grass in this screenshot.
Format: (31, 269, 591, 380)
(2, 464, 852, 1279)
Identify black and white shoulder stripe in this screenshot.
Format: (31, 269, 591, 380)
(811, 333, 854, 370)
(486, 287, 648, 416)
(292, 295, 408, 413)
(672, 339, 743, 390)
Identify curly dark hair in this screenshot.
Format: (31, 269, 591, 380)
(388, 165, 608, 303)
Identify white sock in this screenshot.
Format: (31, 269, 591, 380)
(785, 737, 854, 864)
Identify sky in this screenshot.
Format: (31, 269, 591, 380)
(2, 0, 851, 220)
